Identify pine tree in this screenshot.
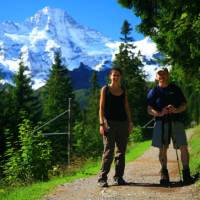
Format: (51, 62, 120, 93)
(118, 0, 200, 125)
(0, 68, 16, 174)
(118, 1, 199, 72)
(12, 59, 42, 139)
(113, 20, 148, 125)
(42, 51, 79, 163)
(170, 65, 200, 125)
(0, 58, 42, 175)
(0, 84, 15, 158)
(0, 82, 16, 175)
(120, 20, 133, 43)
(85, 71, 101, 153)
(72, 71, 103, 157)
(87, 71, 100, 126)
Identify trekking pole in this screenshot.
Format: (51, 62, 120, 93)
(174, 138, 182, 183)
(161, 118, 165, 161)
(176, 148, 182, 182)
(169, 114, 182, 183)
(168, 115, 182, 183)
(172, 131, 182, 183)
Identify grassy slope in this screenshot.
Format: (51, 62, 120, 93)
(0, 140, 150, 200)
(189, 125, 200, 176)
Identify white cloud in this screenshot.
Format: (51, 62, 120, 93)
(106, 37, 159, 81)
(32, 78, 46, 90)
(134, 37, 158, 59)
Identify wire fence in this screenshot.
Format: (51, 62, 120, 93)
(142, 118, 155, 129)
(31, 98, 72, 165)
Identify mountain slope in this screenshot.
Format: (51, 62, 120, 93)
(0, 7, 158, 89)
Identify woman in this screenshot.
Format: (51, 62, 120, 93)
(97, 67, 133, 187)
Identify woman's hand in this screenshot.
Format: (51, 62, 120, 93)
(99, 125, 105, 135)
(99, 120, 109, 136)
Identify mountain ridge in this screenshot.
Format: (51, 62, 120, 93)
(0, 6, 158, 89)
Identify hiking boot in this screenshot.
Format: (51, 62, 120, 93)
(113, 177, 127, 185)
(160, 168, 170, 185)
(97, 179, 108, 187)
(182, 169, 195, 185)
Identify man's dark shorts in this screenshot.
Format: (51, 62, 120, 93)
(152, 121, 187, 148)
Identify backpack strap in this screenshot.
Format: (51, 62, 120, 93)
(105, 84, 109, 95)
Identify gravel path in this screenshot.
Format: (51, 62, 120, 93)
(44, 133, 200, 200)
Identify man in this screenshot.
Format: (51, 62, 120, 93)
(147, 67, 194, 185)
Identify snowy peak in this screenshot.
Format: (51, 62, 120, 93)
(27, 7, 76, 33)
(25, 6, 111, 46)
(0, 7, 113, 82)
(0, 7, 158, 89)
(1, 21, 20, 34)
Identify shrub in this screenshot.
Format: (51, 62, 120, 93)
(3, 119, 52, 185)
(129, 126, 144, 142)
(72, 121, 103, 157)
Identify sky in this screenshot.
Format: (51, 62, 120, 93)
(0, 0, 144, 41)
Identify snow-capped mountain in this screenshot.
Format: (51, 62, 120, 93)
(0, 7, 158, 89)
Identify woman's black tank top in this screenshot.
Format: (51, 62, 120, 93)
(104, 85, 127, 121)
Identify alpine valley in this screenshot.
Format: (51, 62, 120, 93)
(0, 7, 159, 90)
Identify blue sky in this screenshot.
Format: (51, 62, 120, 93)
(0, 0, 144, 41)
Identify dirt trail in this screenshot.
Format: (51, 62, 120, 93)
(44, 132, 200, 200)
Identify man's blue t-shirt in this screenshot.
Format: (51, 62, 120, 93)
(147, 83, 187, 121)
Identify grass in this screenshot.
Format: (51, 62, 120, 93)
(1, 126, 200, 200)
(0, 140, 151, 200)
(188, 125, 200, 179)
(126, 140, 151, 162)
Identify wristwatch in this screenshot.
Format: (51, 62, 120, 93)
(100, 123, 104, 126)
